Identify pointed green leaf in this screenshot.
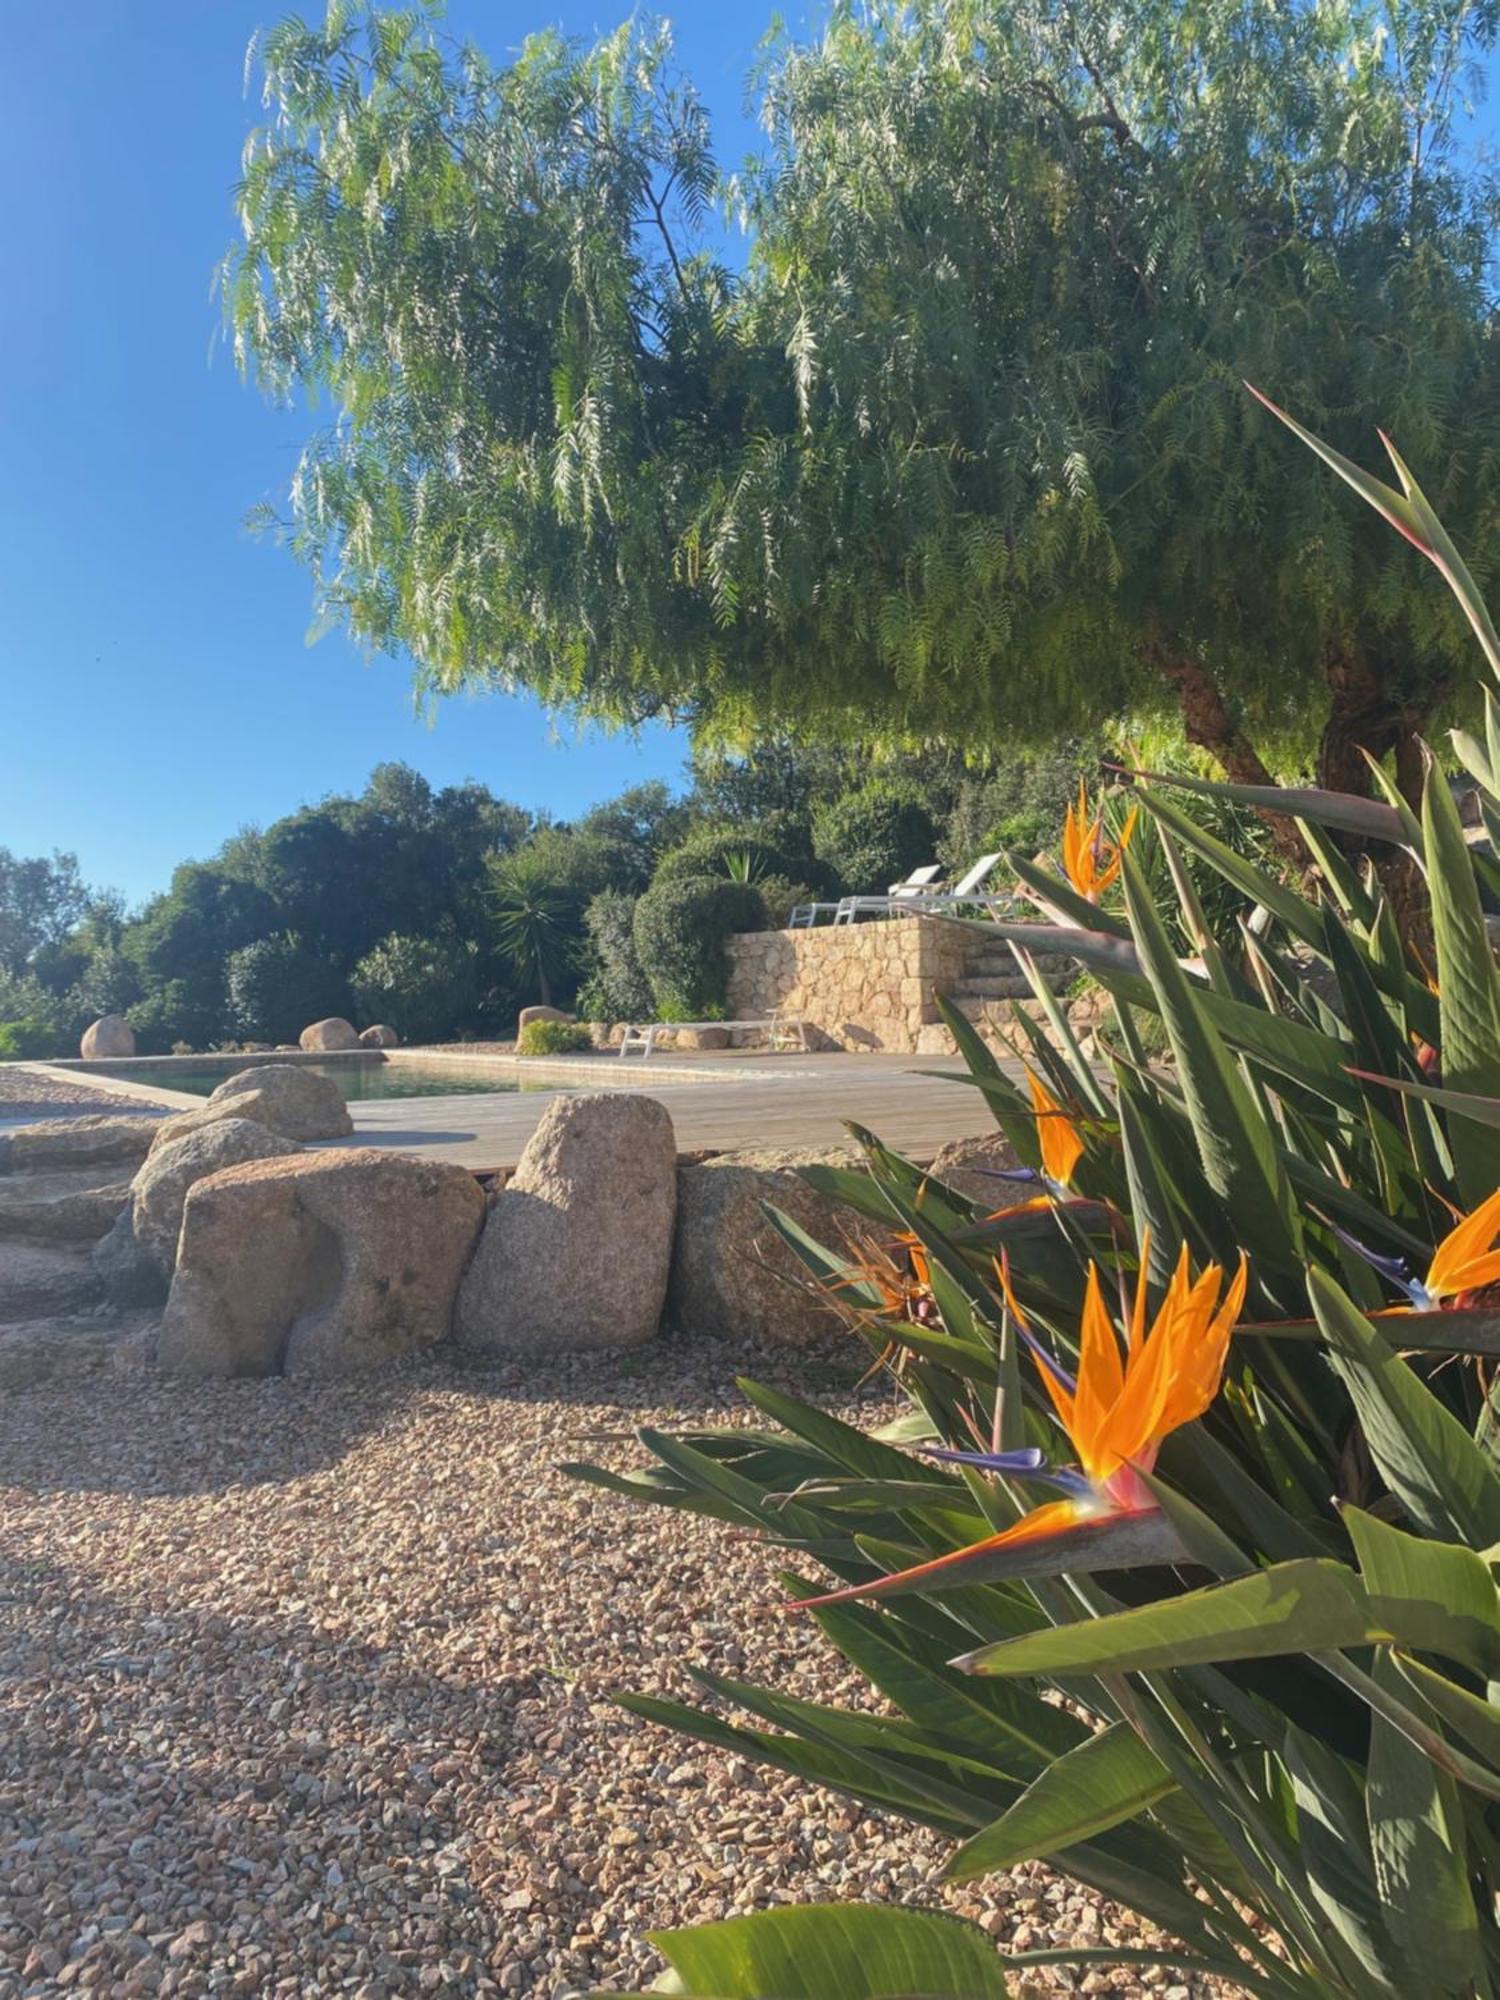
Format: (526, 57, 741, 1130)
(1120, 849, 1299, 1269)
(1364, 1652, 1484, 1998)
(947, 1723, 1175, 1880)
(1309, 1269, 1500, 1550)
(1421, 755, 1500, 1203)
(649, 1903, 1012, 1999)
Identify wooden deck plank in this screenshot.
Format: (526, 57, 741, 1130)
(335, 1054, 1010, 1170)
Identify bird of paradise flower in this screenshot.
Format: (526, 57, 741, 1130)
(1338, 1185, 1500, 1311)
(1061, 779, 1138, 903)
(792, 1234, 1247, 1606)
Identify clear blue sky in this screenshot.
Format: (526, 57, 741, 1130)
(0, 1, 792, 909)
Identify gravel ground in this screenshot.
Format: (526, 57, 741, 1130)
(0, 1070, 168, 1124)
(0, 1339, 1240, 2000)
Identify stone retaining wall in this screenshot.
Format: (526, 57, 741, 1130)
(725, 920, 971, 1053)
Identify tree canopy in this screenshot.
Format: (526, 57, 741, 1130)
(228, 0, 1500, 792)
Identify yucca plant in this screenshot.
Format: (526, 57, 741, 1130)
(574, 400, 1500, 1998)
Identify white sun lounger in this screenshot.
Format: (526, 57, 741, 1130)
(834, 854, 1000, 924)
(829, 862, 946, 926)
(618, 1012, 810, 1059)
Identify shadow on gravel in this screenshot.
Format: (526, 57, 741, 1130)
(0, 1373, 423, 1499)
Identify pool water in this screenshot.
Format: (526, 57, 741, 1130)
(94, 1061, 565, 1103)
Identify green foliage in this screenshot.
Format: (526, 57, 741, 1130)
(0, 848, 90, 977)
(231, 0, 1500, 796)
(812, 777, 939, 894)
(349, 931, 482, 1045)
(226, 934, 348, 1045)
(577, 412, 1500, 1996)
(0, 1016, 67, 1061)
(633, 875, 767, 1017)
(579, 890, 654, 1022)
(486, 850, 578, 1009)
(517, 1017, 593, 1056)
(655, 823, 822, 893)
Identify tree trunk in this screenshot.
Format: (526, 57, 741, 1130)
(1315, 647, 1434, 955)
(1157, 655, 1309, 867)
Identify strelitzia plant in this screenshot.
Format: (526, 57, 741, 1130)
(574, 394, 1500, 1999)
(1060, 778, 1137, 902)
(790, 1239, 1248, 1604)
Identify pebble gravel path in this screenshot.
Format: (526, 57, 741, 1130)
(0, 1340, 1239, 1999)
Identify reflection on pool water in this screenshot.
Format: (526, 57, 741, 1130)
(93, 1060, 568, 1103)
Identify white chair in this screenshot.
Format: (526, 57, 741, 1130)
(831, 862, 946, 926)
(788, 900, 843, 927)
(835, 855, 1005, 924)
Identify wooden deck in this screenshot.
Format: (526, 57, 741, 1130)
(337, 1052, 1011, 1170)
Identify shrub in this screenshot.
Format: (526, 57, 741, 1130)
(653, 822, 816, 892)
(632, 875, 766, 1017)
(349, 930, 481, 1044)
(811, 776, 938, 894)
(517, 1017, 592, 1055)
(579, 889, 654, 1020)
(0, 1016, 66, 1060)
(225, 933, 348, 1045)
(749, 873, 818, 928)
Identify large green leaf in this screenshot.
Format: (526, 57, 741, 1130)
(1364, 1653, 1485, 1999)
(1309, 1269, 1500, 1550)
(1119, 849, 1300, 1269)
(648, 1902, 1011, 1998)
(1392, 1653, 1500, 1773)
(1342, 1506, 1500, 1681)
(1122, 761, 1408, 847)
(1282, 1725, 1402, 1996)
(946, 1722, 1174, 1880)
(1421, 755, 1500, 1203)
(954, 1559, 1380, 1675)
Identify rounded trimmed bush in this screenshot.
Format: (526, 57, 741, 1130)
(811, 777, 939, 895)
(517, 1018, 593, 1056)
(633, 875, 767, 1017)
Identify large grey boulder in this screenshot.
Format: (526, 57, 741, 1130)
(0, 1114, 160, 1176)
(80, 1015, 135, 1060)
(149, 1063, 353, 1152)
(457, 1093, 676, 1355)
(925, 1133, 1022, 1205)
(360, 1024, 399, 1048)
(300, 1016, 360, 1052)
(157, 1148, 485, 1378)
(131, 1117, 301, 1275)
(668, 1147, 862, 1348)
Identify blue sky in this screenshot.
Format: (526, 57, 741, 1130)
(0, 1, 789, 908)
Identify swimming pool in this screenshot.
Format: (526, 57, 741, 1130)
(90, 1059, 570, 1103)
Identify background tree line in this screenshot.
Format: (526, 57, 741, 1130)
(0, 744, 1083, 1055)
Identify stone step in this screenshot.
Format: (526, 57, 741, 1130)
(0, 1242, 102, 1321)
(0, 1114, 161, 1177)
(952, 976, 1033, 1000)
(0, 1309, 153, 1391)
(965, 949, 1074, 973)
(0, 1170, 131, 1245)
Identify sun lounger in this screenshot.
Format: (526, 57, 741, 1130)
(834, 854, 1000, 924)
(829, 862, 947, 925)
(618, 1012, 810, 1059)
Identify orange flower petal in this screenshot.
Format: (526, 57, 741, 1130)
(1426, 1187, 1500, 1299)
